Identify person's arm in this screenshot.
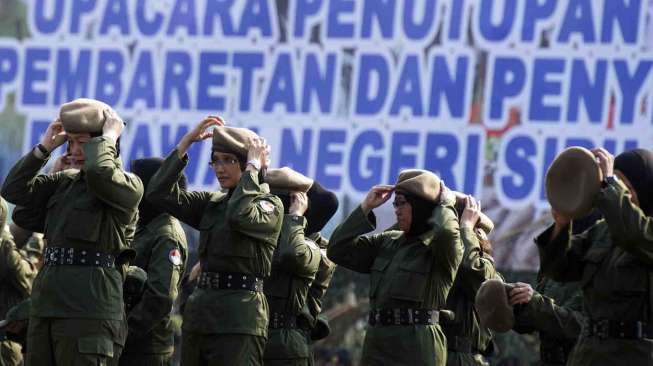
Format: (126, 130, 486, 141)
(146, 150, 213, 229)
(459, 227, 498, 297)
(513, 286, 583, 340)
(126, 237, 186, 340)
(0, 237, 36, 299)
(596, 177, 653, 263)
(429, 190, 463, 275)
(226, 170, 283, 240)
(536, 220, 593, 282)
(278, 215, 321, 279)
(83, 137, 143, 213)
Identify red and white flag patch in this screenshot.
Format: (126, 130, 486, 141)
(259, 200, 276, 213)
(169, 248, 182, 266)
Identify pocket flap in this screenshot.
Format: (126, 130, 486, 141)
(371, 257, 391, 272)
(77, 336, 114, 357)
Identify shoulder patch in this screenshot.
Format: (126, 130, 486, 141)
(168, 248, 182, 266)
(259, 200, 276, 213)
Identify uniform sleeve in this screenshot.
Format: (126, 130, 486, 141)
(327, 205, 385, 274)
(226, 170, 283, 240)
(535, 224, 592, 282)
(595, 178, 653, 264)
(513, 289, 584, 340)
(458, 227, 498, 298)
(0, 238, 36, 299)
(277, 215, 321, 279)
(83, 137, 143, 214)
(429, 202, 463, 276)
(127, 237, 186, 341)
(146, 149, 213, 229)
(1, 149, 62, 208)
(306, 236, 336, 322)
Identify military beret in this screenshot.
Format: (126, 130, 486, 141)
(451, 191, 495, 234)
(394, 169, 442, 203)
(211, 126, 260, 160)
(59, 98, 112, 134)
(475, 279, 515, 333)
(0, 197, 7, 230)
(266, 167, 314, 193)
(0, 299, 30, 329)
(546, 147, 602, 219)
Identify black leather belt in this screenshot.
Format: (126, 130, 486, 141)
(447, 336, 474, 353)
(197, 271, 263, 292)
(44, 247, 115, 268)
(268, 312, 298, 329)
(368, 308, 439, 326)
(587, 319, 652, 340)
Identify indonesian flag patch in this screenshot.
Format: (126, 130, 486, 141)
(169, 248, 182, 266)
(259, 200, 276, 213)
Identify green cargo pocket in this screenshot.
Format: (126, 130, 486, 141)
(390, 262, 430, 303)
(77, 336, 114, 359)
(370, 257, 391, 299)
(65, 200, 102, 242)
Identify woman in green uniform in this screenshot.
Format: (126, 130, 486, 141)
(328, 169, 463, 366)
(146, 117, 283, 366)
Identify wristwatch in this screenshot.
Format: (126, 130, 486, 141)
(601, 175, 619, 189)
(247, 158, 261, 170)
(35, 143, 50, 158)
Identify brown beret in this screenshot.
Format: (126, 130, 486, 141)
(451, 191, 495, 234)
(475, 279, 515, 333)
(212, 126, 259, 158)
(266, 167, 314, 193)
(59, 98, 111, 134)
(546, 147, 602, 219)
(394, 169, 441, 203)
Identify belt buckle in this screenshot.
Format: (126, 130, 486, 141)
(393, 308, 401, 325)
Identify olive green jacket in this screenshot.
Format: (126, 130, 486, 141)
(0, 230, 36, 320)
(146, 149, 283, 337)
(328, 203, 463, 366)
(536, 178, 653, 366)
(302, 232, 336, 329)
(264, 214, 320, 360)
(124, 213, 188, 354)
(513, 276, 583, 366)
(1, 139, 143, 320)
(444, 227, 499, 366)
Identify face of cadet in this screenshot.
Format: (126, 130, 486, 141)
(615, 170, 640, 208)
(210, 152, 243, 189)
(393, 193, 413, 232)
(66, 133, 92, 168)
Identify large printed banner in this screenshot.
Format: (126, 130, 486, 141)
(0, 0, 652, 267)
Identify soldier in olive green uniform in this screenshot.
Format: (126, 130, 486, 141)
(119, 158, 189, 365)
(537, 148, 653, 366)
(513, 212, 599, 366)
(1, 99, 142, 366)
(0, 197, 37, 366)
(263, 168, 339, 365)
(328, 170, 463, 366)
(443, 196, 498, 366)
(513, 277, 584, 366)
(147, 118, 283, 366)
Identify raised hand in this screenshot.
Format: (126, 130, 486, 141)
(361, 185, 395, 214)
(177, 116, 225, 157)
(40, 119, 67, 152)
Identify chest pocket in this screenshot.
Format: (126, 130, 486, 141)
(390, 254, 432, 303)
(370, 257, 391, 299)
(64, 198, 103, 243)
(609, 252, 648, 296)
(199, 206, 255, 260)
(44, 195, 62, 237)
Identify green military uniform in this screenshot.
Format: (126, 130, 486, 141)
(120, 213, 188, 365)
(443, 227, 499, 366)
(263, 214, 321, 365)
(537, 178, 653, 366)
(0, 199, 37, 366)
(513, 276, 584, 366)
(303, 232, 336, 340)
(1, 138, 143, 366)
(146, 150, 283, 366)
(327, 201, 463, 366)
